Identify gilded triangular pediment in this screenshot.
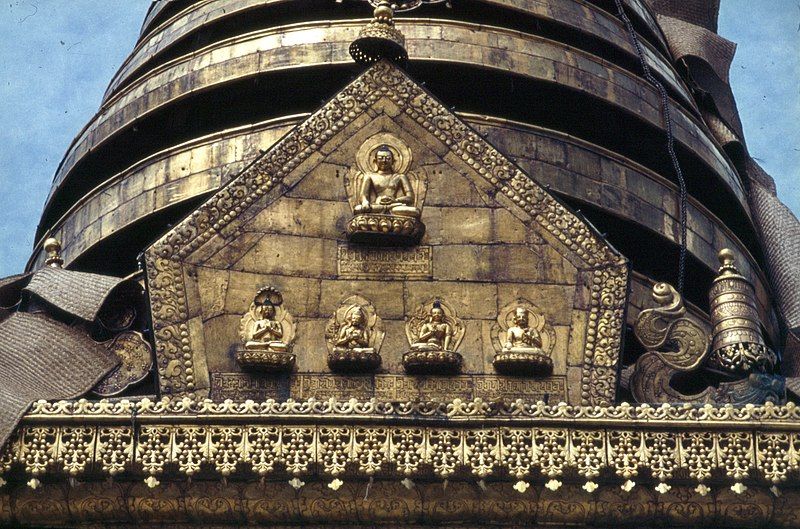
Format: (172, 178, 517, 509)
(145, 60, 628, 405)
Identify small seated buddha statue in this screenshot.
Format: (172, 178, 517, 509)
(237, 287, 296, 372)
(410, 306, 453, 352)
(333, 307, 373, 354)
(325, 297, 384, 373)
(493, 305, 553, 376)
(403, 301, 464, 375)
(503, 308, 544, 355)
(355, 145, 420, 218)
(245, 302, 288, 353)
(346, 141, 425, 245)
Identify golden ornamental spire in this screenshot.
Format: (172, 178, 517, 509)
(708, 248, 775, 374)
(349, 1, 408, 66)
(43, 237, 64, 268)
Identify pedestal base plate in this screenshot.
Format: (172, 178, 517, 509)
(328, 349, 382, 373)
(402, 350, 463, 375)
(347, 213, 424, 246)
(236, 348, 296, 373)
(493, 351, 553, 376)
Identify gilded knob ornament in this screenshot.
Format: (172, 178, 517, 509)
(43, 237, 64, 268)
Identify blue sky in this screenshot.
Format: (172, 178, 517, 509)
(0, 1, 797, 277)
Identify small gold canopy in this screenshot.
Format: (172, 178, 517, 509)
(349, 1, 408, 66)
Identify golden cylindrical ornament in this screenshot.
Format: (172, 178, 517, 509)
(708, 249, 775, 374)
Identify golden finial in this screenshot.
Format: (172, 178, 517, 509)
(708, 247, 775, 375)
(349, 1, 408, 66)
(717, 248, 739, 276)
(43, 238, 64, 268)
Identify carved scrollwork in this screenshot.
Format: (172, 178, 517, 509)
(630, 283, 712, 403)
(631, 282, 785, 405)
(144, 60, 628, 401)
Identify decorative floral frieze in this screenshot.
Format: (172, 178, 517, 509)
(5, 398, 800, 485)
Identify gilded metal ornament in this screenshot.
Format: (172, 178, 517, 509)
(325, 295, 385, 373)
(349, 2, 408, 65)
(236, 287, 296, 373)
(491, 300, 555, 376)
(403, 299, 465, 374)
(345, 133, 426, 245)
(631, 282, 712, 403)
(360, 0, 450, 11)
(42, 238, 63, 269)
(93, 331, 154, 397)
(708, 248, 775, 375)
(631, 282, 785, 405)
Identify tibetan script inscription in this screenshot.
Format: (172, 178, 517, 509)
(210, 373, 566, 402)
(337, 245, 432, 279)
(210, 373, 289, 401)
(291, 375, 375, 399)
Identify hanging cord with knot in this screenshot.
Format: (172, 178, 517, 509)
(612, 0, 689, 294)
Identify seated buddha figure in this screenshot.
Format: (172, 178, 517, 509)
(333, 307, 374, 354)
(410, 305, 454, 352)
(245, 301, 289, 353)
(502, 308, 544, 354)
(354, 145, 420, 218)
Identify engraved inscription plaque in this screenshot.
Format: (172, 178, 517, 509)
(337, 245, 432, 279)
(291, 375, 375, 400)
(211, 373, 567, 402)
(210, 373, 290, 401)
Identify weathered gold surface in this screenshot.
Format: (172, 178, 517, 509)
(6, 398, 800, 487)
(631, 282, 783, 405)
(349, 2, 408, 65)
(116, 0, 678, 106)
(33, 115, 779, 352)
(93, 331, 154, 397)
(143, 60, 628, 404)
(48, 20, 739, 208)
(631, 283, 712, 403)
(35, 116, 768, 334)
(209, 373, 567, 401)
(2, 478, 797, 528)
(337, 245, 432, 279)
(403, 299, 465, 374)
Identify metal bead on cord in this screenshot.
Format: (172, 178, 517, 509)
(612, 0, 689, 294)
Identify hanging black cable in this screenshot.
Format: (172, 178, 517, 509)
(612, 0, 689, 294)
